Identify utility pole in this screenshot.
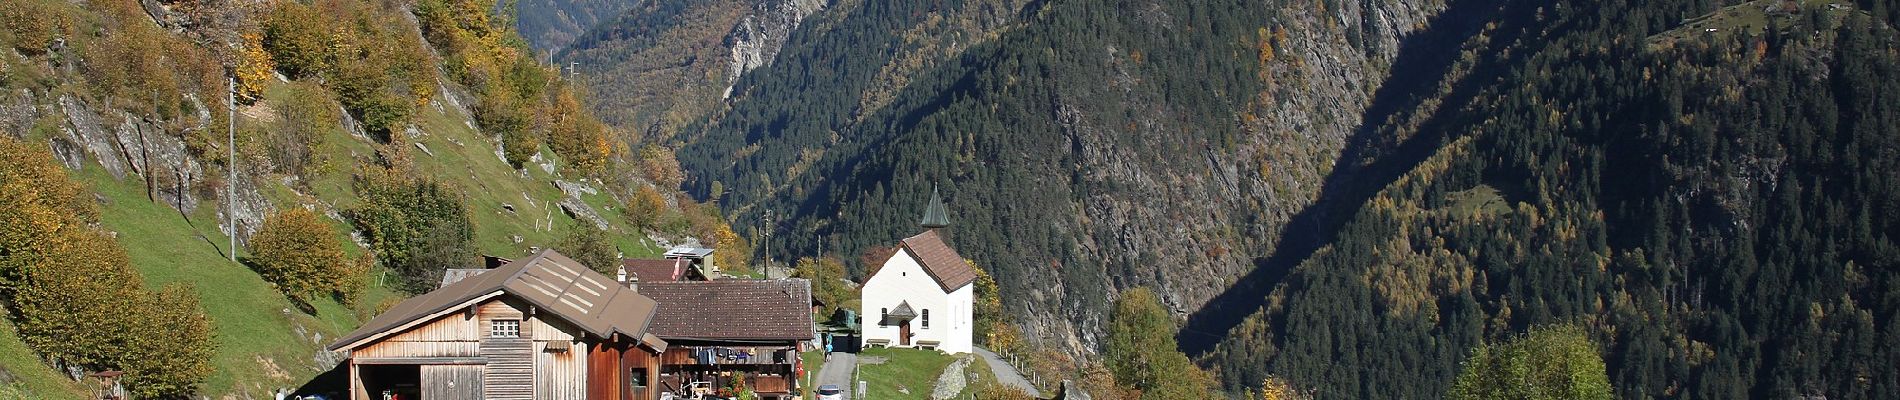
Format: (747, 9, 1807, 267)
(227, 77, 236, 261)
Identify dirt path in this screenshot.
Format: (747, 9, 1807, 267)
(974, 347, 1039, 397)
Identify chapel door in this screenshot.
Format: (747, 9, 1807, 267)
(899, 323, 912, 346)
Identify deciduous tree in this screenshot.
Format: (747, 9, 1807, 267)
(249, 208, 352, 302)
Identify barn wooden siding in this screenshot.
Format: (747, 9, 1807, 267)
(587, 343, 627, 400)
(534, 314, 588, 399)
(482, 299, 534, 399)
(623, 343, 660, 400)
(353, 309, 482, 358)
(587, 341, 662, 400)
(421, 365, 484, 399)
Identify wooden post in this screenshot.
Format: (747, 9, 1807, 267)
(227, 77, 236, 261)
(349, 361, 363, 400)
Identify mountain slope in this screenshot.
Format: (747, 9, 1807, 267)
(1203, 0, 1900, 397)
(551, 0, 828, 139)
(657, 0, 1900, 398)
(0, 0, 676, 397)
(515, 0, 1900, 397)
(672, 0, 1444, 350)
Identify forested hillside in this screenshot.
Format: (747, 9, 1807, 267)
(1208, 0, 1900, 397)
(550, 0, 1900, 398)
(669, 0, 1443, 351)
(0, 0, 735, 397)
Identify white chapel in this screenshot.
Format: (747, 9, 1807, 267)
(858, 187, 975, 354)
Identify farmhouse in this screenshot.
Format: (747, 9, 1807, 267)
(859, 188, 977, 354)
(636, 279, 817, 399)
(328, 250, 669, 400)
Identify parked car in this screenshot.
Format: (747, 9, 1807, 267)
(816, 384, 844, 400)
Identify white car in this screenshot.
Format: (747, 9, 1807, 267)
(815, 384, 844, 400)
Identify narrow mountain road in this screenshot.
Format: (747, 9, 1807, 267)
(816, 352, 858, 399)
(975, 347, 1039, 397)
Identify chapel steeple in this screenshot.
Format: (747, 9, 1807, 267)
(920, 184, 949, 230)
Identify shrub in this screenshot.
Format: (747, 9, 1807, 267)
(557, 222, 619, 274)
(261, 2, 329, 79)
(544, 86, 610, 175)
(235, 31, 276, 102)
(1, 0, 70, 55)
(639, 145, 686, 189)
(0, 137, 214, 398)
(792, 257, 852, 316)
(331, 56, 415, 141)
(120, 284, 216, 399)
(350, 167, 474, 294)
(974, 381, 1035, 400)
(1104, 287, 1216, 399)
(249, 208, 352, 302)
(269, 82, 339, 176)
(624, 185, 667, 232)
(478, 86, 538, 166)
(1448, 324, 1611, 400)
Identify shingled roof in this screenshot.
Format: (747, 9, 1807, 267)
(621, 258, 688, 282)
(330, 250, 664, 351)
(637, 279, 814, 341)
(899, 230, 977, 292)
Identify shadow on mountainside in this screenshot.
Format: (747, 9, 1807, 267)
(1177, 0, 1556, 356)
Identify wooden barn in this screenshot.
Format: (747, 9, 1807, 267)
(328, 250, 669, 400)
(637, 279, 816, 399)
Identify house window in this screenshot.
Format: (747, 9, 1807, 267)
(922, 309, 930, 329)
(880, 308, 889, 327)
(491, 319, 521, 338)
(629, 367, 649, 389)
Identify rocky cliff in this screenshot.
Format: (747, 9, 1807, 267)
(550, 0, 828, 139)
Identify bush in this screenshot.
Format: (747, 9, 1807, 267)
(544, 86, 610, 175)
(624, 185, 667, 232)
(121, 284, 216, 399)
(350, 167, 474, 294)
(235, 31, 276, 102)
(331, 56, 416, 141)
(0, 137, 214, 398)
(1, 0, 70, 55)
(974, 381, 1035, 400)
(557, 222, 619, 274)
(1448, 325, 1611, 400)
(269, 82, 339, 176)
(261, 2, 328, 79)
(478, 86, 538, 167)
(639, 145, 685, 189)
(249, 208, 355, 302)
(792, 257, 852, 316)
(1104, 287, 1215, 399)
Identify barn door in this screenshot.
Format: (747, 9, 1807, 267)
(421, 365, 484, 400)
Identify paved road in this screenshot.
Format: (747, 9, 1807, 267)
(974, 347, 1039, 397)
(815, 352, 858, 399)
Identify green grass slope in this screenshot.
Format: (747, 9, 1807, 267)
(0, 319, 88, 399)
(856, 348, 991, 400)
(4, 71, 662, 400)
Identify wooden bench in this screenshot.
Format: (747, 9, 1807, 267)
(864, 339, 891, 348)
(915, 340, 940, 350)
